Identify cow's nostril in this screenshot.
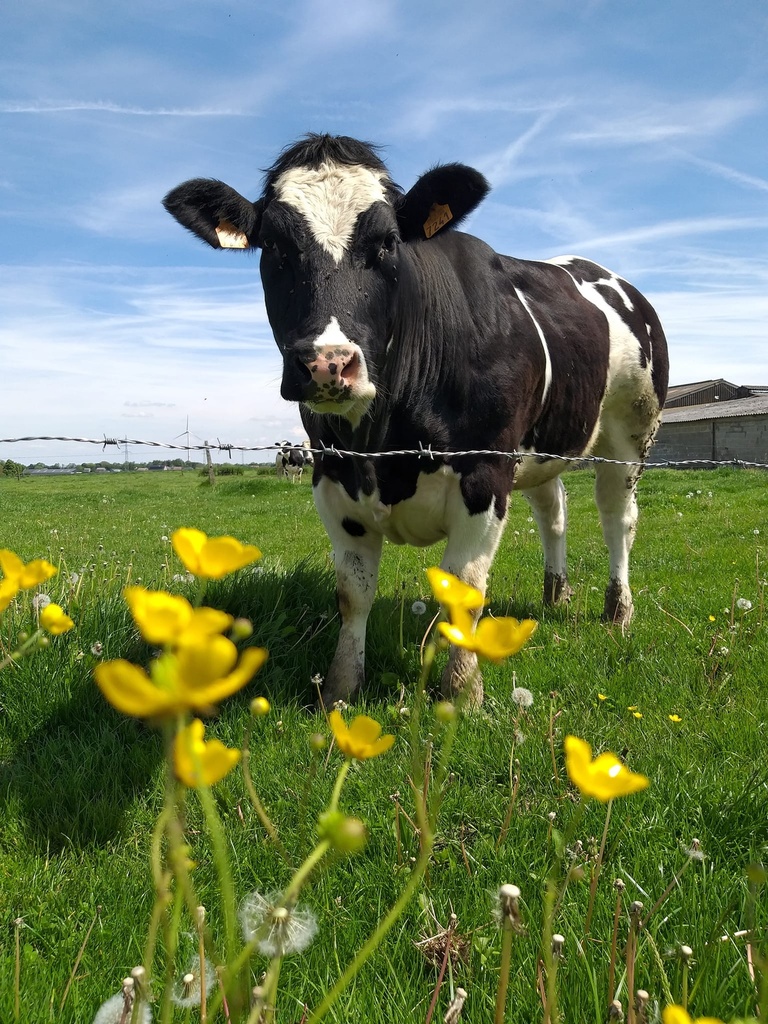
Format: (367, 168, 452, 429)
(340, 352, 359, 380)
(294, 355, 313, 383)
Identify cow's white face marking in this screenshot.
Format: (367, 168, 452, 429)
(274, 161, 389, 263)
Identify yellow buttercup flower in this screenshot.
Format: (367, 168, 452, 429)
(669, 714, 683, 723)
(662, 1005, 724, 1024)
(329, 710, 395, 760)
(438, 607, 537, 662)
(171, 528, 261, 580)
(0, 578, 18, 614)
(0, 549, 57, 610)
(173, 719, 240, 788)
(124, 586, 233, 646)
(95, 636, 268, 719)
(39, 603, 75, 635)
(426, 567, 485, 613)
(564, 735, 649, 803)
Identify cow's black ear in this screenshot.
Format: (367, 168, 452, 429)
(396, 163, 490, 242)
(163, 179, 263, 249)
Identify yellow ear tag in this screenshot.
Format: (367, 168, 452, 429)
(215, 220, 249, 249)
(423, 203, 453, 239)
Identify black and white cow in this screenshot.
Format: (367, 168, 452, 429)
(164, 134, 669, 706)
(274, 440, 291, 478)
(275, 440, 313, 482)
(282, 445, 310, 484)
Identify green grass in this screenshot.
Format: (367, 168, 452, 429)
(0, 468, 766, 1022)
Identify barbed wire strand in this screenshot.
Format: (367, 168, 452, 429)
(1, 435, 767, 470)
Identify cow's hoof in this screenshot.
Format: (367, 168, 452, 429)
(603, 580, 634, 626)
(543, 571, 574, 606)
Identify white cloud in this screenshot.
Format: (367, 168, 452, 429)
(0, 100, 247, 116)
(569, 95, 758, 145)
(571, 216, 768, 253)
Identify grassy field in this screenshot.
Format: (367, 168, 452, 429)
(0, 466, 766, 1023)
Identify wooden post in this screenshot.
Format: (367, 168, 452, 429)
(204, 441, 216, 486)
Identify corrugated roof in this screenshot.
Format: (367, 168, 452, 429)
(666, 379, 725, 400)
(661, 395, 768, 423)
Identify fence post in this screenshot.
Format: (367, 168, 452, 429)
(204, 440, 215, 487)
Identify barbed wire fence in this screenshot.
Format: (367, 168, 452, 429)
(1, 434, 767, 470)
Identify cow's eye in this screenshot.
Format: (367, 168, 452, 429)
(382, 232, 399, 254)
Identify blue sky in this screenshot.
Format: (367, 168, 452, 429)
(2, 0, 766, 465)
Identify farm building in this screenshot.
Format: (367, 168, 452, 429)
(664, 378, 754, 408)
(654, 384, 768, 466)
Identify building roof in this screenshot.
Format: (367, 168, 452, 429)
(666, 379, 729, 401)
(661, 394, 768, 423)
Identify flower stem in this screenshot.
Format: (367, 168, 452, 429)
(494, 919, 515, 1024)
(196, 782, 237, 962)
(327, 760, 351, 815)
(0, 629, 43, 672)
(584, 799, 612, 937)
(241, 720, 290, 862)
(306, 834, 434, 1024)
(282, 839, 332, 905)
(306, 641, 442, 1024)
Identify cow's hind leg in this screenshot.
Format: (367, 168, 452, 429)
(439, 502, 507, 708)
(594, 462, 641, 625)
(523, 476, 573, 606)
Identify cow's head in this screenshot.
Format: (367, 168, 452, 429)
(164, 134, 489, 426)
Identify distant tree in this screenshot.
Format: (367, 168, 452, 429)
(3, 460, 23, 480)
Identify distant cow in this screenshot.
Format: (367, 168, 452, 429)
(274, 440, 311, 483)
(165, 133, 669, 706)
(282, 445, 309, 484)
(274, 440, 291, 478)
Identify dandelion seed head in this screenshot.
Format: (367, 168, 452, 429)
(682, 839, 706, 861)
(736, 597, 753, 611)
(92, 992, 152, 1024)
(91, 641, 104, 657)
(511, 686, 534, 708)
(32, 593, 52, 612)
(411, 600, 427, 616)
(171, 955, 216, 1008)
(240, 891, 318, 956)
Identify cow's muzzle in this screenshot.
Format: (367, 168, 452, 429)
(282, 344, 364, 406)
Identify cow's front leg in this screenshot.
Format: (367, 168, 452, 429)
(440, 501, 507, 708)
(314, 482, 383, 705)
(522, 476, 574, 606)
